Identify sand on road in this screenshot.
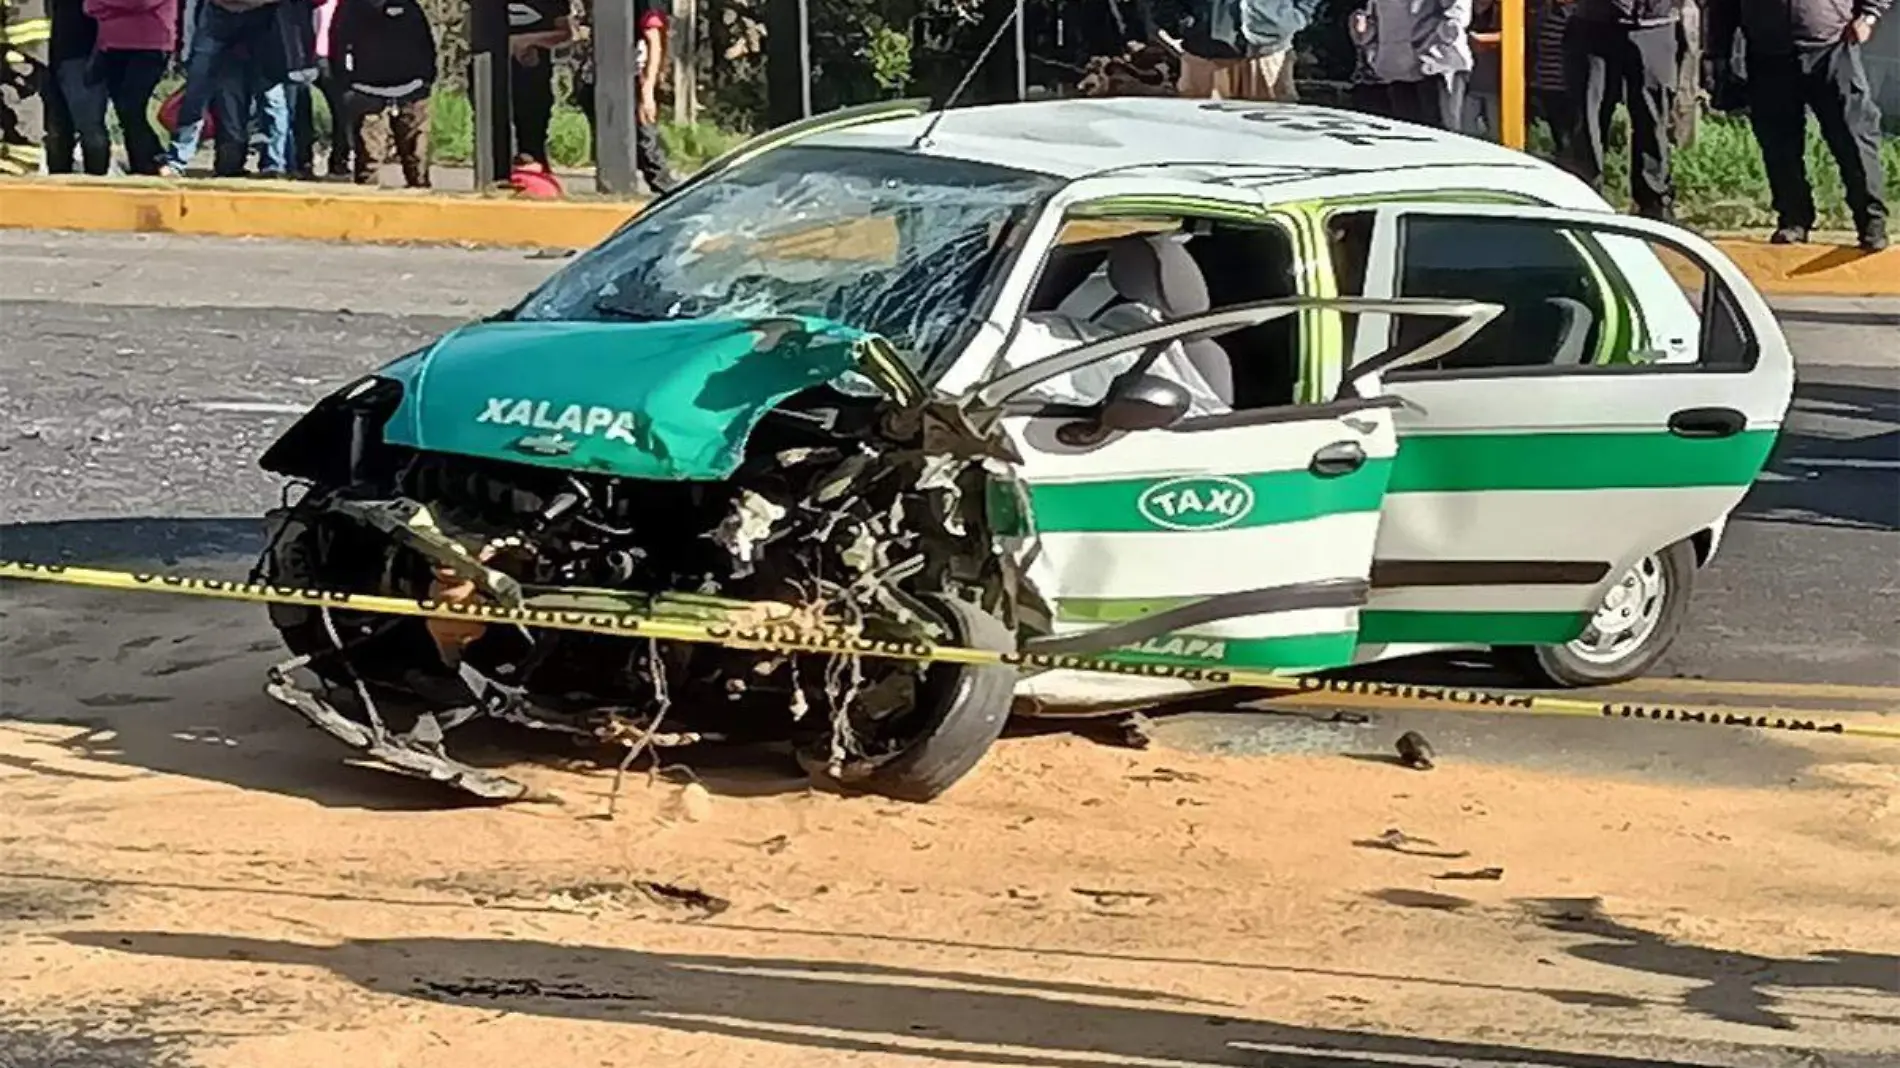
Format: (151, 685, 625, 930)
(3, 580, 1900, 1068)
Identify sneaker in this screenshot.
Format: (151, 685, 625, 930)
(1859, 221, 1890, 253)
(1770, 225, 1810, 245)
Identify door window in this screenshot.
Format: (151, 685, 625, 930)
(1389, 215, 1610, 373)
(1006, 214, 1305, 414)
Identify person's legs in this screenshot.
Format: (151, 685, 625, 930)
(43, 57, 93, 173)
(509, 54, 554, 164)
(1804, 42, 1888, 247)
(319, 67, 351, 175)
(1176, 52, 1219, 98)
(391, 92, 430, 188)
(1563, 19, 1614, 192)
(1430, 69, 1467, 130)
(1533, 87, 1574, 155)
(255, 79, 291, 175)
(108, 50, 168, 174)
(292, 76, 314, 174)
(1624, 23, 1677, 219)
(162, 6, 235, 171)
(1233, 47, 1295, 101)
(1744, 51, 1814, 237)
(635, 112, 676, 194)
(208, 53, 251, 176)
(349, 93, 385, 184)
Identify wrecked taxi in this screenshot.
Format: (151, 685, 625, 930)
(253, 98, 1796, 802)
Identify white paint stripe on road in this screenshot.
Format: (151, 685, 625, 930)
(188, 401, 309, 415)
(1783, 458, 1900, 471)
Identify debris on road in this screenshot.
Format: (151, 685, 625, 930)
(1356, 828, 1472, 860)
(1434, 867, 1506, 881)
(1396, 730, 1436, 770)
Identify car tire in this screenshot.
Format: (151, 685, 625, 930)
(800, 594, 1018, 803)
(1512, 540, 1697, 687)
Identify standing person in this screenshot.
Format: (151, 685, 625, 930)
(1, 0, 51, 175)
(327, 0, 433, 188)
(83, 0, 176, 174)
(46, 0, 107, 174)
(292, 0, 349, 176)
(1562, 0, 1681, 222)
(1166, 0, 1320, 100)
(1529, 0, 1575, 153)
(1348, 0, 1473, 129)
(1467, 0, 1502, 135)
(1708, 0, 1889, 250)
(507, 0, 570, 167)
(568, 0, 677, 194)
(158, 0, 283, 176)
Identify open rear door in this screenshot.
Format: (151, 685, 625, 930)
(1340, 203, 1795, 652)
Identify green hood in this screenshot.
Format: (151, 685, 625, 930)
(377, 316, 876, 482)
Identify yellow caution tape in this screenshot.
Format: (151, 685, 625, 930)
(3, 558, 1896, 743)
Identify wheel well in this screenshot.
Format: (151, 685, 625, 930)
(1689, 528, 1715, 566)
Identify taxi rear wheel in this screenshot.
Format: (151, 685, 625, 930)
(1514, 541, 1697, 687)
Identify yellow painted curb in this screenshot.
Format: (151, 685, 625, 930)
(1708, 238, 1900, 297)
(0, 179, 641, 249)
(3, 178, 1899, 296)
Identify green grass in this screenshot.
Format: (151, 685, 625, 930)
(1529, 111, 1900, 230)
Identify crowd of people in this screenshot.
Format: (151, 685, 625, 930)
(12, 0, 675, 192)
(2, 0, 1891, 247)
(1165, 0, 1889, 250)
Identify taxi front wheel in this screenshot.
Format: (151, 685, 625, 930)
(1512, 541, 1698, 687)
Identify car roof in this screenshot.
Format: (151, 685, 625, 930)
(804, 97, 1557, 185)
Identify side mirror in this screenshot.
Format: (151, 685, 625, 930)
(1098, 374, 1191, 432)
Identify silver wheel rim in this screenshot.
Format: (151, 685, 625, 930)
(1566, 554, 1668, 666)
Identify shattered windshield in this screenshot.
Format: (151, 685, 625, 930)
(514, 146, 1060, 382)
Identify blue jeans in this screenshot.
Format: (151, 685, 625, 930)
(212, 77, 291, 175)
(163, 5, 281, 171)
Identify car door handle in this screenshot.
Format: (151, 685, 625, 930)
(1311, 441, 1367, 477)
(1668, 407, 1746, 439)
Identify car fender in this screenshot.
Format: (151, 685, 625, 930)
(1698, 515, 1729, 565)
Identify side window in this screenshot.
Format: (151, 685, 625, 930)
(1006, 214, 1305, 414)
(1390, 217, 1609, 373)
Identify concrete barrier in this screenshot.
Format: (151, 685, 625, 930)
(3, 176, 1897, 295)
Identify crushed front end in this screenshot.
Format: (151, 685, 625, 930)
(251, 315, 1042, 802)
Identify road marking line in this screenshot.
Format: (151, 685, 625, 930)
(1783, 458, 1900, 471)
(187, 401, 307, 415)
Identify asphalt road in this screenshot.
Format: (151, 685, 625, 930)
(4, 229, 1895, 672)
(1, 231, 1898, 1068)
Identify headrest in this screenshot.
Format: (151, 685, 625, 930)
(1107, 234, 1211, 317)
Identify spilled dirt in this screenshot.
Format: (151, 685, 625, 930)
(2, 584, 1900, 1067)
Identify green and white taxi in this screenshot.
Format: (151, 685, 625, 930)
(259, 96, 1794, 800)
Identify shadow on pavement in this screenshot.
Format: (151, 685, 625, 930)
(1739, 381, 1900, 533)
(1520, 897, 1900, 1032)
(60, 929, 1783, 1068)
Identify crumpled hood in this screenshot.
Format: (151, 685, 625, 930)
(377, 316, 875, 482)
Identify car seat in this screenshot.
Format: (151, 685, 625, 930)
(1098, 235, 1236, 407)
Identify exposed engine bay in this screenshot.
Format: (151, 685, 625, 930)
(252, 360, 1047, 804)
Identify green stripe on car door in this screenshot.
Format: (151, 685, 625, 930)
(1028, 460, 1392, 534)
(1388, 430, 1776, 493)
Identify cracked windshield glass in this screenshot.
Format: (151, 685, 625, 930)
(514, 145, 1058, 383)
